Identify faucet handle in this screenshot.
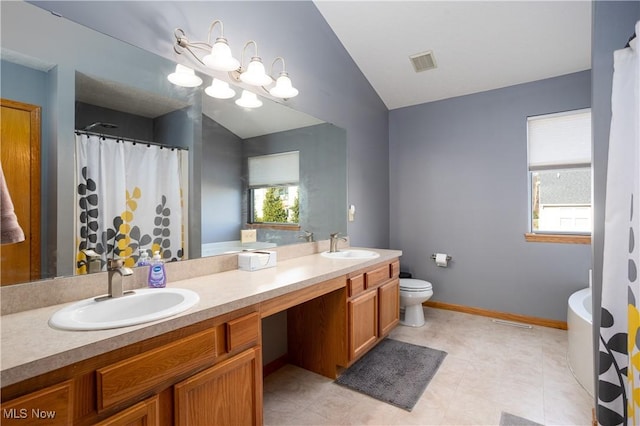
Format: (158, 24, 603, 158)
(330, 232, 341, 239)
(107, 258, 127, 270)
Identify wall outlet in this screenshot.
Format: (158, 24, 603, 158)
(241, 229, 257, 243)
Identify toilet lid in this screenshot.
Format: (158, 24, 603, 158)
(400, 278, 432, 291)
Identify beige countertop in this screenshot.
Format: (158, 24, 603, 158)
(1, 248, 401, 387)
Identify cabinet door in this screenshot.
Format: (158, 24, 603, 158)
(348, 290, 378, 361)
(95, 395, 159, 426)
(174, 347, 262, 426)
(378, 279, 400, 336)
(1, 380, 73, 425)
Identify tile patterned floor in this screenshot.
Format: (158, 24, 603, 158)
(263, 307, 594, 425)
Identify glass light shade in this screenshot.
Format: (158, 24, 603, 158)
(268, 72, 299, 99)
(202, 38, 240, 71)
(235, 90, 262, 108)
(239, 57, 273, 86)
(167, 64, 203, 88)
(204, 79, 236, 99)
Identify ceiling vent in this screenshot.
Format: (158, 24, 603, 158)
(409, 51, 437, 73)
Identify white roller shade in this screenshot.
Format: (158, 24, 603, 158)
(528, 109, 591, 170)
(248, 151, 299, 187)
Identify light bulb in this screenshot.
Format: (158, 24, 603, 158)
(204, 79, 236, 99)
(269, 72, 299, 99)
(202, 38, 240, 71)
(167, 64, 203, 88)
(239, 57, 273, 86)
(235, 90, 262, 108)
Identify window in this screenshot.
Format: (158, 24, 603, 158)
(248, 151, 300, 225)
(527, 109, 592, 239)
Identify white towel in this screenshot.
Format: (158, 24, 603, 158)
(0, 160, 25, 245)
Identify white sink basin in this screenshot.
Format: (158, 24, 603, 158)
(49, 288, 199, 331)
(321, 249, 380, 260)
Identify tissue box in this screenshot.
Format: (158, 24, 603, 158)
(238, 251, 277, 271)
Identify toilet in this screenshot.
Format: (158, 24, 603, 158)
(399, 278, 433, 327)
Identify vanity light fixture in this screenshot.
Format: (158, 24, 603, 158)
(205, 78, 236, 99)
(201, 21, 240, 71)
(235, 90, 263, 108)
(167, 64, 203, 88)
(174, 24, 239, 72)
(170, 20, 299, 105)
(237, 40, 273, 87)
(268, 57, 299, 99)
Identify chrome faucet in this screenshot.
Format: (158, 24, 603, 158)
(298, 230, 314, 242)
(100, 258, 133, 300)
(329, 232, 347, 253)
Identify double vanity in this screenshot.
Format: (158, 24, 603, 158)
(1, 244, 401, 425)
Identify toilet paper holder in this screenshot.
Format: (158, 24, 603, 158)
(431, 254, 452, 261)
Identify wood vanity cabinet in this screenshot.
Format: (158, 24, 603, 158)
(0, 380, 74, 425)
(347, 260, 400, 361)
(1, 310, 262, 426)
(287, 258, 400, 378)
(94, 395, 159, 426)
(174, 346, 261, 426)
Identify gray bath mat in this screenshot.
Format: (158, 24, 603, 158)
(500, 412, 543, 426)
(335, 338, 447, 411)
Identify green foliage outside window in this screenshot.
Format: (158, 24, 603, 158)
(252, 186, 299, 224)
(290, 196, 299, 223)
(262, 187, 288, 223)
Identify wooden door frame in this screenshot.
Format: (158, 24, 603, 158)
(1, 98, 41, 283)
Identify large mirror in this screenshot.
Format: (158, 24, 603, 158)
(0, 1, 347, 286)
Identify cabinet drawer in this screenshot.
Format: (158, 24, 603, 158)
(348, 274, 365, 297)
(96, 328, 216, 411)
(1, 380, 73, 425)
(365, 265, 391, 289)
(390, 260, 400, 279)
(226, 312, 260, 352)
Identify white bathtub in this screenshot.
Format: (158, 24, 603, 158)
(567, 287, 594, 396)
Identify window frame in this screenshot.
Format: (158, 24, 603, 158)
(248, 185, 300, 227)
(525, 108, 592, 244)
(246, 151, 301, 228)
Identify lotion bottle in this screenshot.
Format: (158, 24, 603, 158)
(148, 251, 167, 288)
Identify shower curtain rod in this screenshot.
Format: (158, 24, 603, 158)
(74, 130, 189, 151)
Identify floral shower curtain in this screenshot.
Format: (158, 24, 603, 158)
(74, 134, 187, 273)
(598, 23, 639, 426)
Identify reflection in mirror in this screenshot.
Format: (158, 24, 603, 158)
(0, 1, 347, 286)
(74, 72, 193, 272)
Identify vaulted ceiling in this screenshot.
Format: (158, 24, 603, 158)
(313, 1, 592, 110)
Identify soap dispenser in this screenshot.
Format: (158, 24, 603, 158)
(147, 251, 167, 288)
(137, 250, 150, 267)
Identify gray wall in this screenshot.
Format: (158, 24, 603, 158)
(243, 123, 347, 245)
(75, 101, 154, 140)
(30, 0, 392, 250)
(201, 114, 243, 243)
(591, 0, 640, 409)
(389, 71, 592, 321)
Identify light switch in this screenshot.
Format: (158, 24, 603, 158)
(348, 204, 356, 222)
